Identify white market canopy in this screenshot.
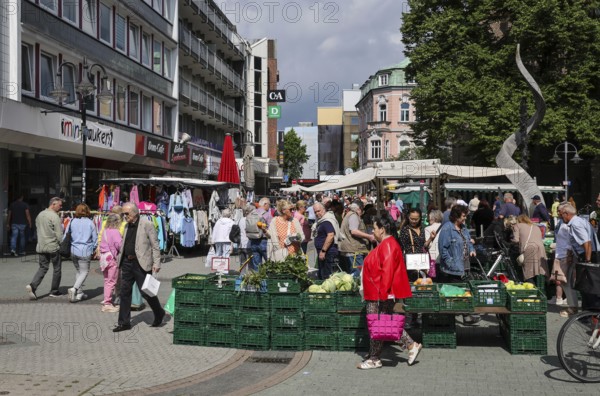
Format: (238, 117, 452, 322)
(444, 183, 565, 194)
(101, 177, 227, 189)
(302, 159, 520, 192)
(281, 184, 307, 193)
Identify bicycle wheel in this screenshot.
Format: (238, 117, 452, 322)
(557, 311, 600, 383)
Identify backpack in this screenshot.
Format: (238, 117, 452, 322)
(245, 212, 265, 239)
(229, 223, 241, 244)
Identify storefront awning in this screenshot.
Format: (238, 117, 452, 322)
(101, 177, 227, 189)
(443, 183, 564, 193)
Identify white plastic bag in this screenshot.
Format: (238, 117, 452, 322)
(141, 274, 160, 297)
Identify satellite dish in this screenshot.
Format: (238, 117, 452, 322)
(344, 168, 354, 175)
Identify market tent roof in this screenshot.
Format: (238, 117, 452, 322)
(101, 177, 227, 188)
(303, 159, 520, 192)
(281, 185, 307, 193)
(444, 183, 565, 193)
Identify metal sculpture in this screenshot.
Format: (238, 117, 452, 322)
(495, 44, 545, 211)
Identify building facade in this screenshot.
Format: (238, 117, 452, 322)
(356, 59, 417, 169)
(317, 107, 344, 176)
(342, 86, 361, 171)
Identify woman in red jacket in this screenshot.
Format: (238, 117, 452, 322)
(358, 214, 422, 370)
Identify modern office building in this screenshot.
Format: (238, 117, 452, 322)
(355, 59, 417, 169)
(342, 86, 361, 172)
(317, 107, 344, 176)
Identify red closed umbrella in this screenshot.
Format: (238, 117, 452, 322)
(217, 133, 240, 184)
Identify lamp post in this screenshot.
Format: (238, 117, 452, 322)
(551, 141, 581, 201)
(50, 57, 112, 204)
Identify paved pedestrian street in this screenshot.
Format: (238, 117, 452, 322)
(0, 253, 598, 395)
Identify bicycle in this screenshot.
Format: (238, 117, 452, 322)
(556, 309, 600, 382)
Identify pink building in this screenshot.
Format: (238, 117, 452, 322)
(356, 59, 416, 168)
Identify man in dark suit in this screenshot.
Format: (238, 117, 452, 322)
(113, 202, 165, 332)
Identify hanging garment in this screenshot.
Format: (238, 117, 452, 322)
(208, 190, 220, 224)
(156, 189, 169, 214)
(183, 189, 194, 209)
(111, 186, 121, 210)
(193, 189, 205, 207)
(180, 217, 197, 247)
(130, 185, 140, 205)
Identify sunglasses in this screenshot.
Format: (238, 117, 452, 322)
(122, 212, 130, 216)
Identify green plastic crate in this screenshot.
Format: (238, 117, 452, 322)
(500, 325, 547, 354)
(338, 330, 369, 350)
(206, 329, 238, 347)
(175, 289, 206, 308)
(305, 313, 337, 329)
(500, 314, 547, 334)
(507, 289, 547, 312)
(174, 306, 207, 325)
(468, 280, 507, 307)
(205, 291, 239, 309)
(172, 273, 214, 290)
(270, 294, 303, 311)
(336, 292, 365, 311)
(422, 329, 457, 349)
(271, 311, 304, 330)
(303, 292, 337, 313)
(266, 277, 301, 294)
(173, 324, 206, 346)
(205, 274, 239, 291)
(237, 330, 270, 350)
(238, 293, 270, 311)
(304, 330, 338, 350)
(270, 332, 304, 351)
(337, 313, 367, 330)
(237, 311, 271, 330)
(422, 314, 455, 329)
(439, 283, 474, 312)
(404, 284, 440, 312)
(206, 309, 237, 328)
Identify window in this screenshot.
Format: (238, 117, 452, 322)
(129, 24, 139, 59)
(163, 47, 173, 79)
(40, 0, 58, 13)
(99, 2, 112, 44)
(62, 63, 76, 106)
(153, 0, 163, 15)
(142, 94, 152, 131)
(351, 133, 359, 143)
(82, 0, 96, 36)
(40, 52, 56, 98)
(115, 14, 126, 52)
(164, 105, 174, 137)
(399, 140, 410, 151)
(21, 44, 33, 93)
(254, 56, 262, 70)
(351, 151, 357, 159)
(400, 102, 410, 122)
(379, 103, 387, 122)
(99, 79, 112, 118)
(84, 74, 96, 113)
(164, 0, 174, 21)
(153, 40, 162, 74)
(350, 116, 359, 125)
(384, 140, 390, 159)
(62, 0, 78, 24)
(142, 33, 151, 66)
(378, 74, 389, 86)
(153, 99, 162, 134)
(129, 90, 139, 126)
(115, 83, 127, 122)
(370, 140, 381, 160)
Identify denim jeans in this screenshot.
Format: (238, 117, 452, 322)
(249, 239, 268, 271)
(10, 224, 27, 253)
(72, 255, 91, 293)
(31, 251, 62, 294)
(344, 253, 365, 276)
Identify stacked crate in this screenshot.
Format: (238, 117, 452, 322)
(270, 278, 304, 351)
(503, 288, 547, 354)
(421, 314, 457, 349)
(236, 292, 271, 350)
(204, 274, 239, 348)
(303, 285, 338, 350)
(172, 274, 211, 346)
(403, 284, 440, 313)
(469, 280, 507, 308)
(337, 292, 368, 351)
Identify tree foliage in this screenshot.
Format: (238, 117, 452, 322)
(401, 0, 600, 164)
(283, 128, 310, 181)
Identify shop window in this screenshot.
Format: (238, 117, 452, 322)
(82, 0, 96, 36)
(153, 99, 162, 134)
(21, 44, 33, 93)
(129, 24, 140, 60)
(142, 33, 151, 67)
(129, 90, 139, 126)
(115, 14, 126, 53)
(99, 2, 112, 45)
(370, 139, 381, 160)
(62, 0, 78, 24)
(153, 40, 162, 74)
(40, 52, 56, 99)
(116, 83, 127, 123)
(142, 94, 152, 131)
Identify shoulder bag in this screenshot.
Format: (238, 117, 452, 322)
(516, 225, 534, 266)
(405, 228, 430, 271)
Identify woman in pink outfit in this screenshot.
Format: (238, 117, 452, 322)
(99, 214, 122, 312)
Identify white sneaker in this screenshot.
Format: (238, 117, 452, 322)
(67, 287, 76, 303)
(408, 342, 422, 366)
(76, 293, 88, 302)
(101, 304, 119, 313)
(25, 284, 37, 300)
(557, 298, 568, 306)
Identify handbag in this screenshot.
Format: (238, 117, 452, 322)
(59, 222, 72, 258)
(405, 228, 430, 270)
(141, 273, 160, 297)
(574, 262, 600, 296)
(516, 225, 534, 266)
(366, 311, 405, 341)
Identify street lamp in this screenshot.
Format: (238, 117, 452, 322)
(551, 141, 582, 201)
(50, 57, 112, 204)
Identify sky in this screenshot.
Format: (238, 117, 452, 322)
(218, 0, 409, 129)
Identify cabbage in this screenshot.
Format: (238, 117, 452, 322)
(338, 282, 352, 292)
(322, 279, 336, 293)
(308, 285, 322, 293)
(341, 274, 354, 284)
